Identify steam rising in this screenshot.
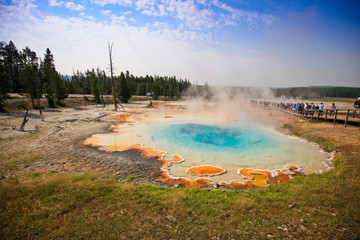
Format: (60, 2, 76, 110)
(182, 84, 278, 124)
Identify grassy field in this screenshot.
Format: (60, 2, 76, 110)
(1, 96, 113, 113)
(2, 95, 161, 113)
(1, 114, 359, 239)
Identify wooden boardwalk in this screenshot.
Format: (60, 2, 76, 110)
(252, 100, 360, 129)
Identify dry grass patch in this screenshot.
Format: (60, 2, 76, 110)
(0, 150, 43, 177)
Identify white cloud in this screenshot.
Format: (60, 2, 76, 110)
(195, 0, 206, 4)
(91, 0, 132, 7)
(102, 9, 111, 15)
(141, 9, 153, 16)
(142, 9, 166, 17)
(131, 0, 273, 31)
(110, 14, 126, 22)
(80, 12, 94, 20)
(65, 2, 85, 11)
(2, 1, 359, 87)
(153, 21, 168, 28)
(212, 0, 275, 29)
(171, 0, 215, 30)
(135, 0, 156, 11)
(159, 4, 168, 15)
(49, 0, 64, 7)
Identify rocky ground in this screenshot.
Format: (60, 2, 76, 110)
(0, 101, 166, 184)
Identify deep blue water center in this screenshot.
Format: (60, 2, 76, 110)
(150, 122, 277, 155)
(181, 124, 241, 147)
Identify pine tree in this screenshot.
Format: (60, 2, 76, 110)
(91, 76, 100, 103)
(43, 82, 55, 107)
(136, 83, 146, 96)
(169, 81, 175, 99)
(42, 48, 55, 83)
(0, 42, 10, 111)
(96, 68, 106, 104)
(41, 48, 56, 106)
(162, 85, 169, 99)
(175, 84, 181, 99)
(20, 47, 40, 108)
(152, 81, 160, 100)
(4, 41, 21, 92)
(53, 72, 68, 105)
(203, 82, 212, 100)
(21, 65, 40, 108)
(117, 72, 131, 103)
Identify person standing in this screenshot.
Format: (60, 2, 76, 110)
(319, 102, 324, 116)
(311, 103, 315, 110)
(330, 103, 336, 116)
(353, 97, 360, 109)
(353, 97, 360, 118)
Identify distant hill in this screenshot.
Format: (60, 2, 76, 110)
(272, 86, 360, 99)
(308, 86, 341, 88)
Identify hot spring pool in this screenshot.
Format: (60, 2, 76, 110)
(84, 116, 332, 187)
(147, 120, 329, 174)
(150, 123, 279, 155)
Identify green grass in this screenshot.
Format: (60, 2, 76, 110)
(1, 96, 114, 113)
(309, 97, 355, 103)
(0, 150, 43, 177)
(283, 122, 339, 152)
(1, 170, 358, 238)
(0, 124, 359, 239)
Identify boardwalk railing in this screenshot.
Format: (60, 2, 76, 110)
(251, 100, 360, 129)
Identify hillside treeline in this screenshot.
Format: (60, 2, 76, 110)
(0, 40, 191, 110)
(68, 69, 191, 100)
(272, 87, 360, 99)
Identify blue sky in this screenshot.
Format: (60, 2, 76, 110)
(1, 0, 359, 87)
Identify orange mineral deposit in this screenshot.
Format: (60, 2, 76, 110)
(126, 144, 166, 160)
(158, 170, 211, 188)
(220, 180, 259, 189)
(187, 165, 226, 176)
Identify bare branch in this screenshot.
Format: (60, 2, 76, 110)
(108, 41, 117, 111)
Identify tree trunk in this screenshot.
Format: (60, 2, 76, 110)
(31, 97, 35, 109)
(108, 42, 117, 111)
(36, 89, 43, 121)
(19, 110, 29, 131)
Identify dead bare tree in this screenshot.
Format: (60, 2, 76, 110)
(19, 110, 29, 131)
(108, 42, 118, 111)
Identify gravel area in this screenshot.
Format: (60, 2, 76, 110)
(0, 102, 165, 184)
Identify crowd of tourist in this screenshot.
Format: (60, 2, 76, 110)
(251, 97, 360, 119)
(250, 100, 333, 114)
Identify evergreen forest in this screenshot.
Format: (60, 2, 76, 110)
(0, 40, 191, 110)
(1, 40, 359, 112)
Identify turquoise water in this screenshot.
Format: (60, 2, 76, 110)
(177, 124, 243, 147)
(86, 117, 329, 179)
(149, 122, 282, 158)
(146, 120, 328, 175)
